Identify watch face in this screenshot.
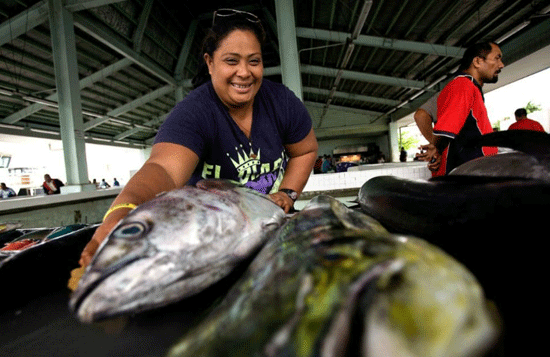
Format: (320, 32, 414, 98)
(280, 189, 297, 201)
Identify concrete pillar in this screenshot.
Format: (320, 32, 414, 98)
(389, 121, 400, 162)
(48, 0, 94, 193)
(275, 0, 303, 101)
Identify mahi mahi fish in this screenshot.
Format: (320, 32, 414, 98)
(167, 195, 498, 357)
(69, 179, 286, 323)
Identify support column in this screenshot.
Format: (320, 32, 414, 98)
(175, 86, 185, 103)
(275, 0, 303, 101)
(48, 0, 94, 192)
(389, 121, 400, 162)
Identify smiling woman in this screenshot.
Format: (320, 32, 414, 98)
(205, 29, 263, 111)
(78, 9, 318, 267)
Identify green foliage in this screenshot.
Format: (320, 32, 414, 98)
(525, 101, 542, 114)
(399, 130, 419, 151)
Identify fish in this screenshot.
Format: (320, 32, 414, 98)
(0, 222, 25, 246)
(357, 175, 550, 239)
(450, 130, 550, 181)
(167, 196, 498, 357)
(356, 130, 550, 353)
(0, 228, 57, 261)
(0, 224, 95, 309)
(69, 179, 286, 323)
(0, 225, 86, 256)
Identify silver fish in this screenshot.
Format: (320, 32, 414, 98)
(69, 179, 285, 323)
(168, 196, 498, 357)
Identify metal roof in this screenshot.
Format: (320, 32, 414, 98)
(1, 0, 550, 148)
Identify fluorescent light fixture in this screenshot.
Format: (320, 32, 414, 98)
(0, 123, 24, 130)
(496, 21, 530, 43)
(29, 128, 59, 135)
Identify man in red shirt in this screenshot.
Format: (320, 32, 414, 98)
(509, 108, 545, 132)
(420, 42, 504, 176)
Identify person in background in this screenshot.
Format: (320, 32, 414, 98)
(79, 8, 318, 267)
(419, 42, 504, 176)
(92, 179, 99, 189)
(508, 108, 545, 132)
(0, 182, 16, 199)
(321, 155, 331, 173)
(113, 178, 120, 186)
(400, 147, 407, 162)
(313, 156, 323, 174)
(99, 179, 111, 189)
(42, 174, 64, 195)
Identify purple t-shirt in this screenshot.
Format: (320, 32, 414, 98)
(154, 79, 312, 194)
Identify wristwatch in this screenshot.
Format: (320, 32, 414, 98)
(279, 188, 298, 202)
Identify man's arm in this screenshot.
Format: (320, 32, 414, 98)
(414, 108, 436, 144)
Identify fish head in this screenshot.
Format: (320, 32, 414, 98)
(70, 181, 285, 323)
(69, 208, 168, 322)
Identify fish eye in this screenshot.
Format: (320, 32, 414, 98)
(113, 222, 148, 239)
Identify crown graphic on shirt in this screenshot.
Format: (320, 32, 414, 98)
(229, 145, 261, 174)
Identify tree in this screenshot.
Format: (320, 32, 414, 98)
(525, 101, 542, 114)
(399, 129, 419, 151)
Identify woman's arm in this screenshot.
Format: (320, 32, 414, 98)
(269, 128, 318, 212)
(79, 143, 199, 266)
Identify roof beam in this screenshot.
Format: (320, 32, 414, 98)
(301, 64, 426, 89)
(0, 1, 128, 48)
(303, 87, 402, 107)
(174, 19, 198, 82)
(73, 13, 177, 85)
(2, 58, 132, 124)
(114, 113, 168, 140)
(296, 27, 465, 58)
(306, 101, 383, 118)
(65, 0, 127, 12)
(132, 0, 154, 52)
(83, 84, 174, 130)
(313, 123, 388, 140)
(0, 1, 49, 47)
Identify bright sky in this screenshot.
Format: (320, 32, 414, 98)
(485, 67, 550, 127)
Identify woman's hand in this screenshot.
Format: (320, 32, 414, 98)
(269, 191, 294, 213)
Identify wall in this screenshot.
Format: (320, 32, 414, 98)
(316, 135, 390, 159)
(0, 188, 121, 229)
(303, 161, 431, 192)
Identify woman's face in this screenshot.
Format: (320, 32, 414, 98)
(205, 29, 263, 109)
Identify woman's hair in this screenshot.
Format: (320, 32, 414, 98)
(192, 12, 266, 89)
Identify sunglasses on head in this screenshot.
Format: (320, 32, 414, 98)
(212, 8, 261, 27)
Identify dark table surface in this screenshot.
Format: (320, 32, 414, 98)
(0, 270, 242, 357)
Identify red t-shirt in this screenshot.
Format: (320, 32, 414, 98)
(433, 74, 497, 176)
(508, 118, 545, 132)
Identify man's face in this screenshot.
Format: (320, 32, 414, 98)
(478, 44, 504, 84)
